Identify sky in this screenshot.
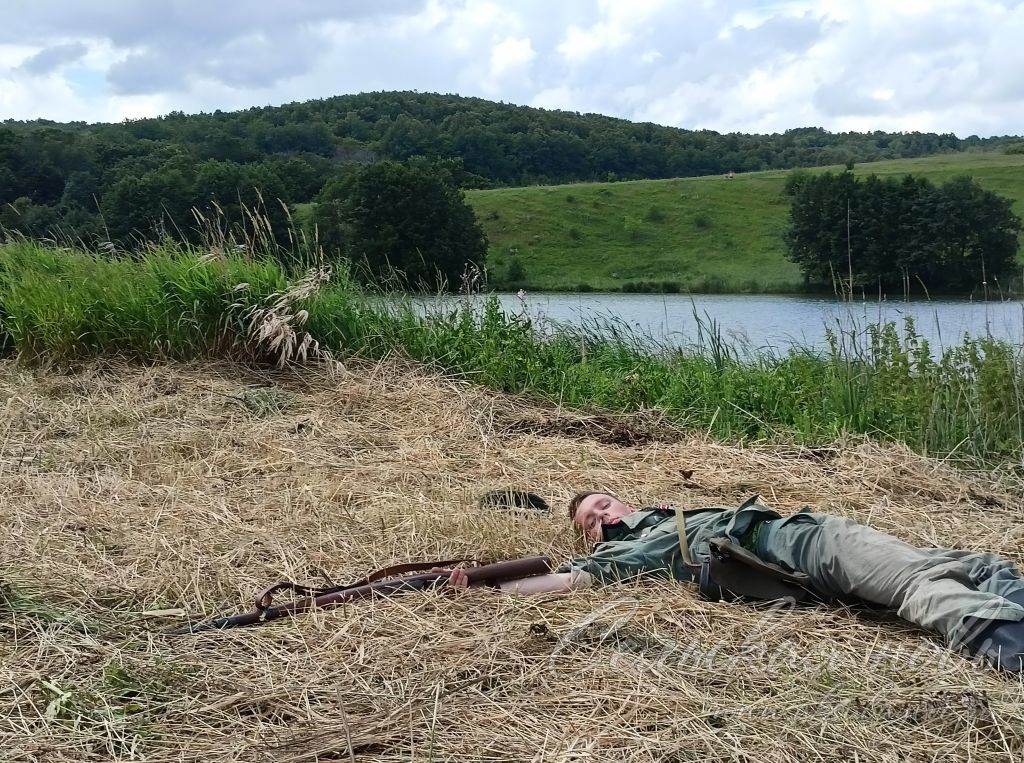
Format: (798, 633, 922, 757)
(1, 0, 1023, 137)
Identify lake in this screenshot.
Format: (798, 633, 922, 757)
(418, 292, 1024, 354)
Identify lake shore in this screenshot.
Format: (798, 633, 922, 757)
(419, 291, 1024, 354)
(4, 241, 1024, 467)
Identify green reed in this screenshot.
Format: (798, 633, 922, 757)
(2, 240, 1023, 468)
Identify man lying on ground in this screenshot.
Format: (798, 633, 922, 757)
(448, 492, 1024, 673)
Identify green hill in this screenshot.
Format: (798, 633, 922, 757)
(5, 91, 1023, 250)
(466, 152, 1024, 293)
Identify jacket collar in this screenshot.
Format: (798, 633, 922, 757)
(601, 506, 673, 541)
(620, 508, 664, 530)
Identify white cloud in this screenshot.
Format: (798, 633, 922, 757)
(557, 22, 630, 63)
(555, 0, 668, 64)
(490, 36, 536, 77)
(0, 0, 1023, 138)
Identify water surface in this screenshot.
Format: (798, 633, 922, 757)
(419, 292, 1024, 354)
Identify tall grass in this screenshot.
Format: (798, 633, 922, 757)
(2, 240, 1024, 468)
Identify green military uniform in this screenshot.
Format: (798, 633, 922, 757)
(556, 497, 1024, 662)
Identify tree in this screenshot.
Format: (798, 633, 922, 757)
(783, 171, 859, 287)
(931, 176, 1022, 290)
(784, 172, 1022, 293)
(313, 160, 488, 291)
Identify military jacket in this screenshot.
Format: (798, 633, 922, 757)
(555, 497, 781, 585)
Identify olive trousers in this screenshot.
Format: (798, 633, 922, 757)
(753, 512, 1024, 649)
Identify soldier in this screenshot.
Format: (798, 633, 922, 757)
(451, 491, 1024, 672)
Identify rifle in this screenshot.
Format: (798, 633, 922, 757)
(167, 555, 553, 635)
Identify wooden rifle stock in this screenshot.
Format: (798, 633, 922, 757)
(167, 555, 553, 635)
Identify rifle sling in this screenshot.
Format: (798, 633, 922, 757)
(253, 558, 476, 610)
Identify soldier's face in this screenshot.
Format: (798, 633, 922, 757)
(573, 493, 635, 542)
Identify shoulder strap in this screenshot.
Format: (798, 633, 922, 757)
(674, 509, 700, 573)
(673, 506, 816, 603)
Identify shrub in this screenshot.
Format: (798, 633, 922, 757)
(783, 169, 812, 196)
(506, 257, 526, 283)
(621, 280, 657, 293)
(645, 205, 667, 223)
(693, 213, 712, 230)
(622, 215, 643, 241)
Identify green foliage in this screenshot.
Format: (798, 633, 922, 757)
(312, 159, 488, 291)
(622, 215, 644, 241)
(784, 171, 1022, 293)
(2, 93, 1022, 253)
(693, 212, 712, 230)
(0, 241, 290, 361)
(620, 280, 681, 293)
(505, 257, 526, 283)
(783, 168, 812, 196)
(645, 205, 667, 223)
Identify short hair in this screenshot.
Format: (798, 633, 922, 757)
(567, 490, 606, 521)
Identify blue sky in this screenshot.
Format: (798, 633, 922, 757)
(2, 0, 1024, 136)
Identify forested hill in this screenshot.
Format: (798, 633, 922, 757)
(6, 91, 1024, 187)
(2, 90, 1022, 246)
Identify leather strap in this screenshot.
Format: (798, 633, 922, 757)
(674, 506, 815, 603)
(253, 558, 476, 610)
(674, 509, 699, 572)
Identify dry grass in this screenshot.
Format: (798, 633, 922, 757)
(1, 358, 1023, 762)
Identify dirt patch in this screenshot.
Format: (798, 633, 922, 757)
(497, 411, 682, 447)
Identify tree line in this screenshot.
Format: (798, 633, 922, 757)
(784, 171, 1022, 294)
(2, 90, 1022, 252)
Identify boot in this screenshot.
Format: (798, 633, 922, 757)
(963, 588, 1024, 673)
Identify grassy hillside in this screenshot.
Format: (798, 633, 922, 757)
(466, 152, 1024, 293)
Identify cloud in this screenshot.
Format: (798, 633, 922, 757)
(490, 36, 536, 77)
(16, 41, 87, 75)
(2, 0, 426, 95)
(0, 0, 1023, 138)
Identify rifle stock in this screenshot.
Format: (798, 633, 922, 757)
(167, 555, 553, 635)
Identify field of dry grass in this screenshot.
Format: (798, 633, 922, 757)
(2, 358, 1024, 762)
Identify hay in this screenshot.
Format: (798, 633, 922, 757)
(1, 358, 1022, 762)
